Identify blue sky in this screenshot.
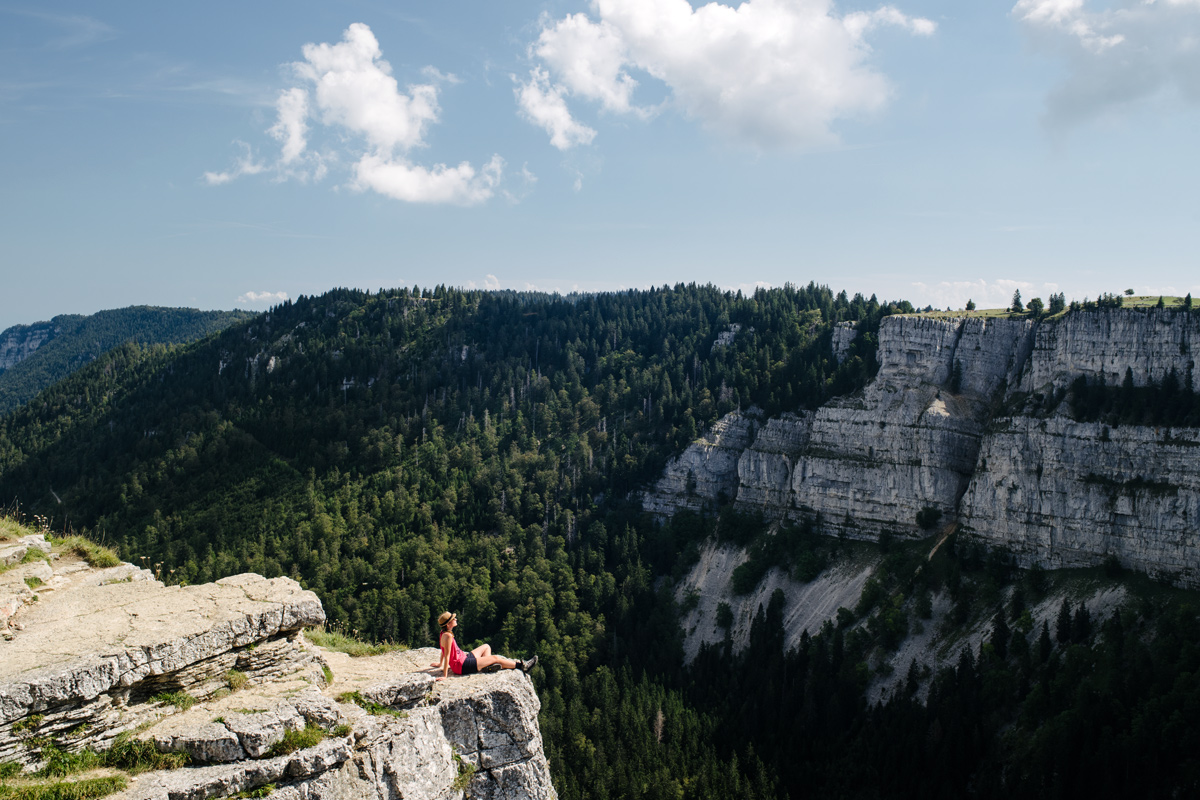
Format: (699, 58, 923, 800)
(2, 0, 1199, 330)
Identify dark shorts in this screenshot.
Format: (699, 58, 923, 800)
(460, 653, 478, 675)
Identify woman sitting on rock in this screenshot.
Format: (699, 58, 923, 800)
(433, 611, 536, 679)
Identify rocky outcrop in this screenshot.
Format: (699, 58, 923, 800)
(646, 309, 1200, 585)
(675, 542, 877, 663)
(1018, 307, 1199, 394)
(0, 541, 557, 800)
(0, 322, 56, 372)
(735, 315, 1036, 537)
(831, 322, 858, 364)
(642, 409, 761, 515)
(959, 417, 1200, 584)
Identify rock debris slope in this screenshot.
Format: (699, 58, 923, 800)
(647, 309, 1200, 586)
(0, 538, 556, 800)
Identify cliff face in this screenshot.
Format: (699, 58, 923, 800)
(0, 323, 57, 372)
(0, 537, 556, 800)
(647, 309, 1200, 585)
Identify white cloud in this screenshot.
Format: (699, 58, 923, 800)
(295, 22, 440, 153)
(523, 0, 936, 149)
(203, 141, 266, 185)
(485, 274, 501, 290)
(533, 14, 645, 116)
(1014, 0, 1200, 127)
(269, 87, 309, 164)
(353, 153, 503, 205)
(206, 23, 504, 204)
(515, 68, 597, 150)
(237, 290, 289, 305)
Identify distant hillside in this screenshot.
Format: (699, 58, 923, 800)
(0, 306, 254, 413)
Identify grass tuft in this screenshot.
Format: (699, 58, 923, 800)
(335, 692, 405, 718)
(231, 784, 275, 799)
(51, 537, 120, 569)
(100, 734, 189, 774)
(150, 692, 196, 712)
(0, 775, 126, 800)
(225, 670, 248, 692)
(451, 752, 476, 792)
(304, 628, 406, 658)
(12, 716, 44, 736)
(35, 746, 99, 779)
(266, 724, 325, 757)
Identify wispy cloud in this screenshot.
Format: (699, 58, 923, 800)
(237, 290, 289, 305)
(1013, 0, 1200, 129)
(521, 0, 936, 149)
(2, 9, 117, 49)
(207, 23, 506, 205)
(203, 141, 266, 185)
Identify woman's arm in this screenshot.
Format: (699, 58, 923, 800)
(437, 632, 451, 679)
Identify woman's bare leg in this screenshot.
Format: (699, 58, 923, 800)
(474, 654, 517, 671)
(472, 643, 493, 658)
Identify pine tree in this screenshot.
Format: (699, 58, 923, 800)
(1056, 599, 1072, 644)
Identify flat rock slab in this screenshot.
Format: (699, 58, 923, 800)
(0, 571, 324, 722)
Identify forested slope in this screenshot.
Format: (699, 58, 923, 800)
(4, 284, 1198, 799)
(0, 306, 253, 413)
(0, 283, 889, 799)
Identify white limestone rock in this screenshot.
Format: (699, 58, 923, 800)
(642, 409, 761, 516)
(960, 417, 1200, 585)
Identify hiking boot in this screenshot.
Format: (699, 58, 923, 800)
(481, 662, 504, 674)
(519, 654, 538, 673)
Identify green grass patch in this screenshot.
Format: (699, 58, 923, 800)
(321, 664, 333, 684)
(225, 670, 248, 692)
(100, 733, 189, 774)
(36, 746, 100, 779)
(335, 691, 405, 718)
(0, 764, 21, 779)
(23, 576, 43, 590)
(231, 784, 275, 799)
(305, 628, 406, 658)
(266, 724, 325, 757)
(0, 776, 126, 800)
(451, 752, 476, 792)
(12, 716, 44, 736)
(50, 537, 119, 570)
(150, 692, 196, 712)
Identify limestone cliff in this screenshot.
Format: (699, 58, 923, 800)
(647, 308, 1200, 585)
(0, 535, 556, 800)
(0, 323, 56, 372)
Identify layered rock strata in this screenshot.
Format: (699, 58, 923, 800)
(736, 315, 1035, 536)
(648, 309, 1200, 584)
(1018, 307, 1199, 393)
(0, 546, 557, 799)
(0, 323, 56, 372)
(642, 409, 761, 515)
(959, 417, 1200, 584)
(831, 322, 858, 364)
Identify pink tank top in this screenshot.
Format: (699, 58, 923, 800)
(441, 632, 467, 674)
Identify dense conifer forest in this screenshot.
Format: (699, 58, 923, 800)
(2, 284, 1199, 798)
(0, 306, 253, 413)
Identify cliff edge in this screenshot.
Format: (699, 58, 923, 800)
(647, 308, 1200, 586)
(0, 533, 556, 800)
